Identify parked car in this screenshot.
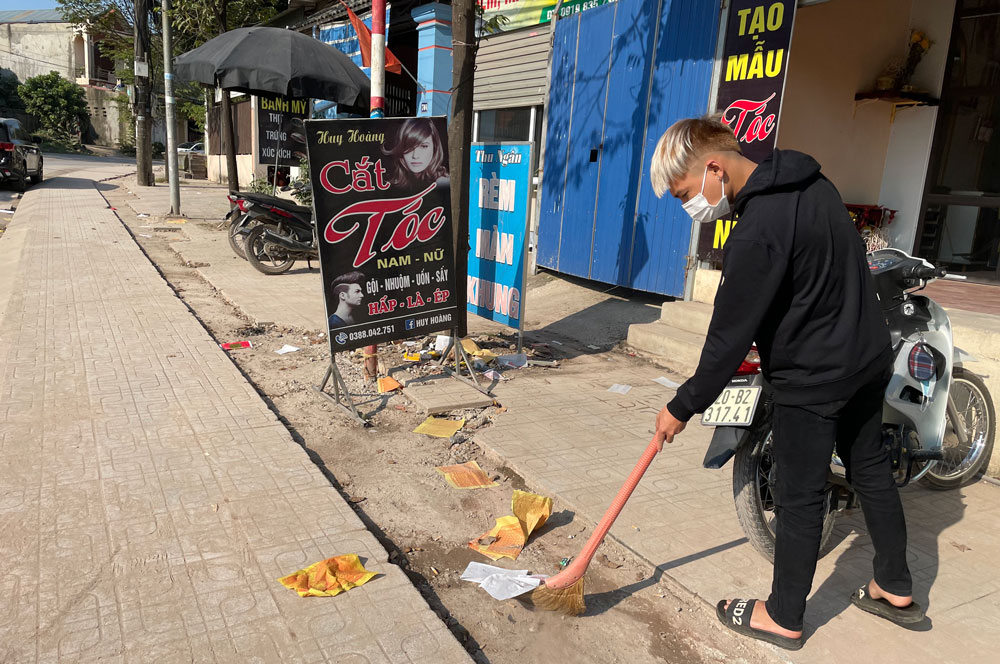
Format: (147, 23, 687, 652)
(0, 118, 43, 192)
(177, 142, 204, 154)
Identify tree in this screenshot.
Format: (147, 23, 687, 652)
(0, 69, 25, 111)
(56, 1, 286, 127)
(18, 71, 90, 144)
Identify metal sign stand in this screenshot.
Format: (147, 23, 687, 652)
(313, 356, 369, 426)
(437, 329, 492, 396)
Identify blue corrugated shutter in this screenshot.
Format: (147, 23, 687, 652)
(536, 0, 720, 297)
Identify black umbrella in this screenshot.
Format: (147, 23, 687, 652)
(175, 26, 370, 109)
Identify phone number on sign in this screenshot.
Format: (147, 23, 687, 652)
(345, 325, 394, 342)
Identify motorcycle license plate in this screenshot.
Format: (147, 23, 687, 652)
(701, 386, 761, 426)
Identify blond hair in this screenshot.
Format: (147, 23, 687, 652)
(650, 117, 741, 198)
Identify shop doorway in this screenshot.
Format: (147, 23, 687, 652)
(918, 0, 1000, 283)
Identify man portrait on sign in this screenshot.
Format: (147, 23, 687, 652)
(329, 271, 366, 328)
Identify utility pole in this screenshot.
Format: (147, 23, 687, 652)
(134, 0, 153, 186)
(218, 3, 239, 191)
(161, 0, 181, 214)
(449, 0, 475, 339)
(362, 0, 387, 381)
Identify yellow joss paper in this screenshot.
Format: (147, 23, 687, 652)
(469, 515, 527, 561)
(403, 352, 422, 361)
(435, 460, 498, 489)
(512, 489, 552, 537)
(278, 554, 377, 597)
(468, 490, 553, 561)
(413, 416, 465, 438)
(377, 376, 402, 393)
(461, 338, 481, 354)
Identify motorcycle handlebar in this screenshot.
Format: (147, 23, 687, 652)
(904, 264, 948, 281)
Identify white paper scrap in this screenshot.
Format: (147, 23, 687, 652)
(275, 344, 301, 355)
(587, 344, 601, 350)
(497, 353, 528, 369)
(550, 339, 564, 345)
(461, 562, 543, 600)
(608, 384, 633, 395)
(653, 376, 681, 389)
(434, 334, 452, 353)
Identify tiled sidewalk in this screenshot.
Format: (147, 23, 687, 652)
(480, 352, 1000, 662)
(0, 176, 469, 662)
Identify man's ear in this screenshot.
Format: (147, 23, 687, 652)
(705, 159, 724, 181)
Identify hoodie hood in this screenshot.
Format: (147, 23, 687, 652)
(734, 149, 822, 215)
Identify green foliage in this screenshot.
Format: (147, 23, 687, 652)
(246, 176, 274, 194)
(177, 82, 208, 131)
(152, 141, 165, 158)
(57, 1, 286, 134)
(0, 69, 24, 110)
(291, 158, 311, 207)
(17, 71, 90, 144)
(115, 92, 136, 152)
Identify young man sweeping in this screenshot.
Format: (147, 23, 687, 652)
(648, 117, 924, 650)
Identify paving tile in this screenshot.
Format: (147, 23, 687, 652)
(0, 176, 470, 662)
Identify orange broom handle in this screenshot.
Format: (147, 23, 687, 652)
(542, 437, 661, 589)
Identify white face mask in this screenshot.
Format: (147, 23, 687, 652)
(682, 166, 731, 223)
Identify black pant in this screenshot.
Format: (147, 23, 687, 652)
(765, 372, 912, 631)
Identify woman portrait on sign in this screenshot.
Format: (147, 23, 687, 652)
(383, 118, 449, 191)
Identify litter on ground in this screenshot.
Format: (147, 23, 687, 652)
(653, 376, 681, 389)
(377, 376, 402, 394)
(497, 353, 528, 369)
(434, 335, 452, 353)
(469, 490, 552, 561)
(482, 369, 508, 382)
(460, 561, 543, 600)
(608, 384, 633, 395)
(275, 344, 301, 355)
(435, 460, 497, 489)
(220, 340, 252, 350)
(414, 416, 465, 438)
(278, 554, 377, 597)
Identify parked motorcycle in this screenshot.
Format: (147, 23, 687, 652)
(702, 248, 996, 561)
(225, 187, 316, 274)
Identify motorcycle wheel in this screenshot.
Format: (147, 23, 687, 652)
(732, 427, 838, 563)
(919, 367, 996, 490)
(245, 223, 295, 275)
(227, 211, 251, 260)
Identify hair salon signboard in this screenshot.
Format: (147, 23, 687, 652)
(305, 117, 462, 354)
(715, 0, 796, 163)
(699, 0, 796, 263)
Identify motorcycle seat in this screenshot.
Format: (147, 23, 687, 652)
(235, 192, 312, 216)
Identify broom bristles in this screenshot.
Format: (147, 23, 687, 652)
(521, 577, 586, 616)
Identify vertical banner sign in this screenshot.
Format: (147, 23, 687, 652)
(714, 0, 796, 163)
(306, 117, 462, 354)
(258, 94, 309, 167)
(467, 142, 532, 333)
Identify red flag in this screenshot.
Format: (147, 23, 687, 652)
(341, 2, 402, 75)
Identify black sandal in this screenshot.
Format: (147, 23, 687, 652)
(716, 599, 803, 651)
(850, 583, 925, 625)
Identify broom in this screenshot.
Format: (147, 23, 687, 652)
(522, 436, 662, 616)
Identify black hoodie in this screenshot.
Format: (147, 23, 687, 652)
(666, 150, 892, 422)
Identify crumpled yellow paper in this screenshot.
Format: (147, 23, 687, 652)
(278, 554, 377, 597)
(435, 460, 498, 489)
(469, 490, 553, 560)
